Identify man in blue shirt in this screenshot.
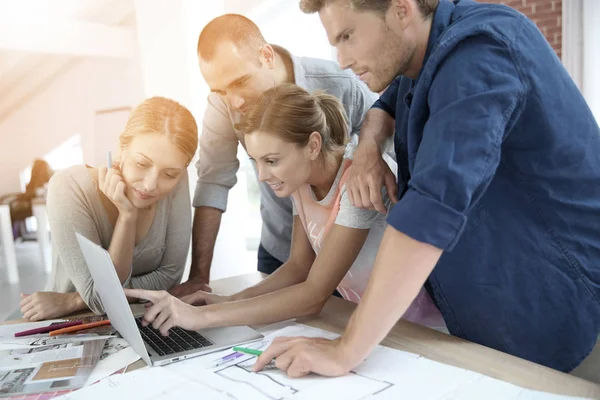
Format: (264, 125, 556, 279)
(253, 0, 600, 376)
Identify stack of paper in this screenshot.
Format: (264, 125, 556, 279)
(0, 321, 108, 398)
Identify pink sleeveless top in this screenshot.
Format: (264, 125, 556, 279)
(291, 159, 446, 329)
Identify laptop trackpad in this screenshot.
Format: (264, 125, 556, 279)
(199, 326, 263, 347)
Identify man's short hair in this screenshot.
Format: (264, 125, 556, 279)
(299, 0, 439, 19)
(197, 14, 267, 61)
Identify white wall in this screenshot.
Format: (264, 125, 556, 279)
(0, 57, 145, 194)
(250, 0, 332, 60)
(225, 0, 271, 15)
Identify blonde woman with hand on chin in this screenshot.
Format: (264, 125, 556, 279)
(20, 97, 198, 321)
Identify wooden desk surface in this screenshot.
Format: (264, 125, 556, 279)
(4, 272, 600, 398)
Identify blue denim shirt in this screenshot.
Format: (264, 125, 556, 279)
(374, 0, 600, 372)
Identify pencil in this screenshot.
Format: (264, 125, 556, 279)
(49, 320, 111, 336)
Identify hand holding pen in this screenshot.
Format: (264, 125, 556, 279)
(99, 150, 135, 216)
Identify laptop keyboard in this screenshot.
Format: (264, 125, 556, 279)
(135, 317, 213, 356)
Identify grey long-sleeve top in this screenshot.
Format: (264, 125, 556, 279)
(45, 165, 191, 314)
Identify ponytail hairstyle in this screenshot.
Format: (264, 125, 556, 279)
(240, 83, 349, 156)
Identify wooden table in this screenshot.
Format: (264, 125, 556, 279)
(4, 272, 600, 398)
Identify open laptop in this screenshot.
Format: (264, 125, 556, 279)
(75, 232, 263, 366)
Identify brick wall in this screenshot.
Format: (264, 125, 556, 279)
(482, 0, 563, 59)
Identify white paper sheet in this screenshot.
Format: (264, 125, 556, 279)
(84, 338, 141, 386)
(55, 324, 594, 400)
(59, 367, 229, 400)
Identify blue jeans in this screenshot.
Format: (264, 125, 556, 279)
(257, 243, 342, 298)
(257, 243, 284, 275)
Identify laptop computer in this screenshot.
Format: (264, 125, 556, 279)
(75, 232, 263, 366)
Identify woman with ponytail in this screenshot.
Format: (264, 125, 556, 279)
(125, 85, 445, 336)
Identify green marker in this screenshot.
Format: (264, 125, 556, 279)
(232, 346, 263, 356)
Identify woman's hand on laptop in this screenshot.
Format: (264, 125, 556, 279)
(179, 290, 230, 306)
(124, 289, 206, 336)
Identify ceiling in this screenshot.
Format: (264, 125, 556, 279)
(0, 0, 277, 124)
(0, 0, 136, 123)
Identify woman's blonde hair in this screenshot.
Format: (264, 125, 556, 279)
(119, 97, 198, 164)
(240, 84, 349, 154)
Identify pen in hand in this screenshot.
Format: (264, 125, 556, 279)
(106, 150, 112, 169)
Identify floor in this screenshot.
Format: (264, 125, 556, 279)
(0, 240, 50, 321)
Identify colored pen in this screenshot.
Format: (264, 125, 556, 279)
(107, 150, 112, 169)
(221, 351, 244, 361)
(14, 321, 83, 337)
(232, 346, 263, 357)
(210, 351, 245, 368)
(49, 320, 111, 336)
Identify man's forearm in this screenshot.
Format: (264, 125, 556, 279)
(190, 206, 223, 283)
(340, 226, 443, 365)
(358, 108, 395, 150)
